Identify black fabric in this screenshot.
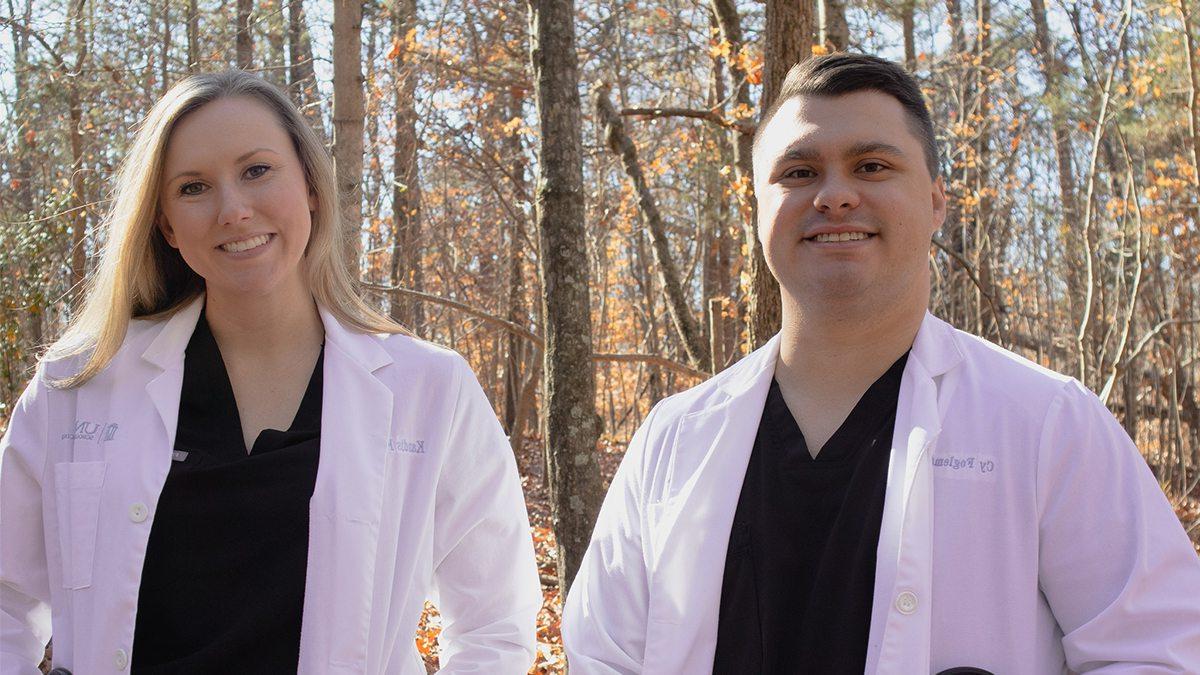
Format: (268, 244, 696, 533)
(712, 352, 908, 675)
(132, 313, 323, 674)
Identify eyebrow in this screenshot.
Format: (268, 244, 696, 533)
(778, 141, 909, 164)
(164, 147, 279, 185)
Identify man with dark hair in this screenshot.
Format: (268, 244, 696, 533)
(563, 53, 1200, 674)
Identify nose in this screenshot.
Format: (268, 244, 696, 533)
(216, 183, 253, 226)
(812, 173, 860, 216)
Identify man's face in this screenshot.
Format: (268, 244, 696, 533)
(753, 91, 946, 320)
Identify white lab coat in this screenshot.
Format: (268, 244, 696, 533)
(0, 297, 541, 675)
(563, 311, 1200, 674)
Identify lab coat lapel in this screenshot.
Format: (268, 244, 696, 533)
(141, 296, 204, 452)
(644, 335, 779, 674)
(866, 312, 963, 674)
(298, 309, 394, 673)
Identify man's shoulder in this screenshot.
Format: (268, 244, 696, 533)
(944, 321, 1074, 392)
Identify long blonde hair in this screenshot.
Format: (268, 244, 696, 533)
(51, 70, 405, 387)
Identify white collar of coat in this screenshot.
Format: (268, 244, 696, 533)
(717, 310, 965, 395)
(140, 293, 395, 374)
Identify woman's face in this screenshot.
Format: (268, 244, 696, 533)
(157, 96, 316, 305)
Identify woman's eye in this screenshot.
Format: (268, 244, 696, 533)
(179, 182, 205, 196)
(245, 164, 270, 179)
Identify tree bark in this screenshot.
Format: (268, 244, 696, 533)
(236, 0, 253, 69)
(594, 83, 710, 372)
(503, 85, 531, 435)
(761, 0, 813, 109)
(333, 0, 365, 267)
(187, 0, 199, 71)
(160, 0, 170, 93)
(389, 0, 424, 333)
(710, 0, 780, 350)
(818, 0, 848, 52)
(902, 0, 916, 70)
(68, 0, 89, 304)
(287, 0, 322, 132)
(526, 0, 604, 593)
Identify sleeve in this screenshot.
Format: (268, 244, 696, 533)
(430, 355, 540, 674)
(561, 403, 659, 675)
(1036, 380, 1200, 672)
(0, 367, 53, 675)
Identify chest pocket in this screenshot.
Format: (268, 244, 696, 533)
(53, 461, 107, 589)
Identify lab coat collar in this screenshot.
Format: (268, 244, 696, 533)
(140, 295, 204, 370)
(318, 305, 394, 374)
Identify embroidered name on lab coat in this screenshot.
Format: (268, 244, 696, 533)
(931, 453, 996, 480)
(388, 438, 426, 454)
(61, 419, 119, 443)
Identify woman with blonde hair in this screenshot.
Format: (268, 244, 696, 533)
(0, 70, 540, 674)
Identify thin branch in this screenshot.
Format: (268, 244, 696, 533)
(362, 283, 708, 379)
(620, 106, 755, 135)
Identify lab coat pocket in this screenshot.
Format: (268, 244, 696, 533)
(53, 461, 107, 590)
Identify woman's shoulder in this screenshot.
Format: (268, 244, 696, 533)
(41, 315, 171, 382)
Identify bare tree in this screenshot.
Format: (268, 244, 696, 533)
(819, 0, 848, 52)
(390, 0, 424, 333)
(332, 0, 365, 265)
(526, 0, 604, 592)
(236, 0, 253, 69)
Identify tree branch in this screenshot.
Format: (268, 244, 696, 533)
(620, 106, 754, 135)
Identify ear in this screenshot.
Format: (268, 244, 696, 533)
(157, 215, 179, 248)
(930, 175, 947, 234)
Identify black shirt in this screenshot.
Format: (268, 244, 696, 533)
(131, 313, 323, 673)
(712, 352, 908, 674)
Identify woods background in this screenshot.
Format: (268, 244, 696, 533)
(2, 0, 1199, 671)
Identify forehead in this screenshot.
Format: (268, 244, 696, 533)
(755, 91, 922, 163)
(163, 97, 292, 166)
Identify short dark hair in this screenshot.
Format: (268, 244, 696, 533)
(754, 53, 941, 177)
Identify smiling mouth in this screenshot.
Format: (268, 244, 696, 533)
(219, 234, 273, 253)
(806, 232, 874, 243)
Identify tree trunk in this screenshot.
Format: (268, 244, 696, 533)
(288, 0, 322, 131)
(594, 84, 710, 372)
(187, 0, 199, 71)
(710, 0, 779, 350)
(333, 0, 365, 267)
(761, 0, 813, 109)
(503, 85, 531, 434)
(68, 0, 89, 304)
(818, 0, 848, 52)
(902, 0, 916, 70)
(526, 0, 604, 594)
(160, 0, 170, 93)
(389, 0, 424, 333)
(236, 0, 253, 69)
(1030, 0, 1083, 331)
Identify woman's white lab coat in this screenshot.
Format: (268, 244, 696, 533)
(563, 312, 1200, 674)
(0, 297, 541, 674)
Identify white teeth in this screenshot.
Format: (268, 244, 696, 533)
(220, 234, 271, 252)
(812, 231, 870, 242)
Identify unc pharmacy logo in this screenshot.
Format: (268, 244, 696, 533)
(388, 438, 425, 454)
(63, 419, 119, 443)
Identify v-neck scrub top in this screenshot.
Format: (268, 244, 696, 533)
(131, 313, 324, 673)
(712, 352, 908, 674)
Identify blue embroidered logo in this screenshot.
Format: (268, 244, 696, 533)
(932, 454, 996, 479)
(62, 420, 119, 444)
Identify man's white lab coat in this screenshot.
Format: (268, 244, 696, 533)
(0, 297, 541, 674)
(564, 312, 1200, 673)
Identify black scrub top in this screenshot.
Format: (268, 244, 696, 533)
(712, 352, 908, 674)
(131, 313, 323, 673)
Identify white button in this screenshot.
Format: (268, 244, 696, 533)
(895, 590, 918, 615)
(128, 503, 148, 523)
(114, 648, 129, 670)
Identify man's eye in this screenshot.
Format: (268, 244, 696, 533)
(245, 164, 271, 179)
(179, 182, 205, 196)
(784, 167, 815, 179)
(859, 162, 887, 173)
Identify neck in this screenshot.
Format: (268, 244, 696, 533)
(204, 281, 324, 356)
(775, 294, 925, 396)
